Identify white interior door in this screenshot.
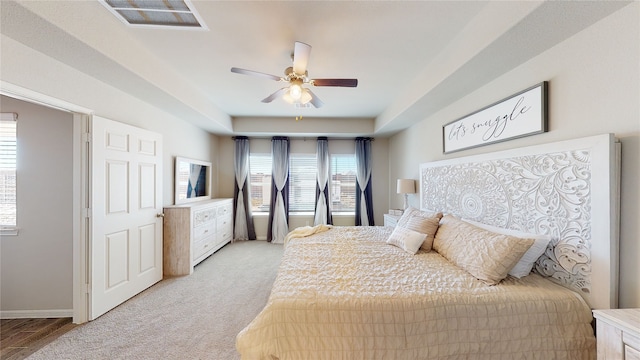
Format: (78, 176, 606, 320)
(90, 116, 163, 320)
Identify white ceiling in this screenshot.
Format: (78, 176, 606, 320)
(1, 1, 630, 138)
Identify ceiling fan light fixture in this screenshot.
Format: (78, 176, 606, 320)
(300, 89, 312, 104)
(283, 89, 294, 104)
(283, 86, 312, 106)
(289, 84, 303, 100)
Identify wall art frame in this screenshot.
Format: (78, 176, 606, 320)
(174, 156, 212, 204)
(442, 81, 548, 154)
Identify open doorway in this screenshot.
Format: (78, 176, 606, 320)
(0, 91, 88, 323)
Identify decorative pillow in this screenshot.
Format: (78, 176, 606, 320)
(433, 215, 535, 285)
(387, 226, 427, 254)
(396, 206, 441, 229)
(402, 213, 442, 251)
(463, 218, 552, 278)
(395, 207, 418, 228)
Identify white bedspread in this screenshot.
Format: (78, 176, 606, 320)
(236, 226, 595, 359)
(283, 224, 332, 245)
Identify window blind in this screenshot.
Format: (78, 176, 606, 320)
(0, 115, 17, 227)
(288, 154, 317, 212)
(249, 154, 271, 212)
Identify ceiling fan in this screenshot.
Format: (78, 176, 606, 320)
(230, 41, 358, 108)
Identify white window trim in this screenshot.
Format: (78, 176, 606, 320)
(0, 227, 19, 236)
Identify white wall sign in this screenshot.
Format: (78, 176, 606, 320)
(443, 82, 548, 153)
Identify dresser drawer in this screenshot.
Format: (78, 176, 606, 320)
(193, 235, 215, 260)
(626, 345, 640, 360)
(217, 213, 232, 228)
(218, 202, 232, 216)
(193, 208, 216, 227)
(217, 216, 232, 241)
(193, 221, 216, 240)
(626, 332, 640, 359)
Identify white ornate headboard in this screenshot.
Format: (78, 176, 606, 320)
(420, 134, 620, 309)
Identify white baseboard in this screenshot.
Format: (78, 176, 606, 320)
(1, 309, 73, 319)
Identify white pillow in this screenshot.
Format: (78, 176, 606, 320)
(396, 207, 441, 228)
(387, 226, 427, 254)
(462, 219, 552, 278)
(434, 215, 534, 285)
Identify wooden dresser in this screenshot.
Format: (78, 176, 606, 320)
(163, 198, 233, 276)
(593, 308, 640, 360)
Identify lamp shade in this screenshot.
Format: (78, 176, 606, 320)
(396, 179, 415, 194)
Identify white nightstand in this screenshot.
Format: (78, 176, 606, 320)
(593, 308, 640, 359)
(383, 214, 401, 228)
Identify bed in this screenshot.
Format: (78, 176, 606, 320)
(236, 134, 620, 359)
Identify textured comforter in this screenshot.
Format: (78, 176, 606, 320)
(236, 226, 595, 359)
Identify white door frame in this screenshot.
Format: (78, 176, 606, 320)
(1, 81, 93, 323)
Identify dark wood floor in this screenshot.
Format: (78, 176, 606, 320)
(1, 318, 76, 360)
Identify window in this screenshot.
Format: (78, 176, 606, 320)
(249, 152, 357, 214)
(330, 154, 356, 212)
(249, 154, 271, 213)
(288, 154, 317, 212)
(0, 113, 17, 228)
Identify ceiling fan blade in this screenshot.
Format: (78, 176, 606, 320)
(231, 67, 283, 82)
(261, 88, 288, 103)
(312, 78, 358, 87)
(305, 89, 324, 108)
(292, 41, 311, 75)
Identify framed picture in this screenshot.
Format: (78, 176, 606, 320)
(442, 82, 548, 154)
(174, 156, 212, 204)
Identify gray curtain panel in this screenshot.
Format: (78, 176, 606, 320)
(314, 137, 332, 225)
(355, 137, 374, 226)
(267, 137, 290, 243)
(233, 136, 256, 240)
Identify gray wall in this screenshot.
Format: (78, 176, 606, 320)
(216, 137, 390, 239)
(0, 34, 222, 314)
(388, 3, 640, 308)
(0, 96, 74, 313)
(0, 93, 220, 315)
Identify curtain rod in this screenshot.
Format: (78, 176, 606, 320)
(231, 136, 374, 141)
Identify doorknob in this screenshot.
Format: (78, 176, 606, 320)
(156, 213, 165, 218)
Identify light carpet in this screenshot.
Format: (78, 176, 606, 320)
(28, 240, 283, 360)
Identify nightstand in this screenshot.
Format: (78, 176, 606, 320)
(593, 308, 640, 359)
(383, 214, 401, 228)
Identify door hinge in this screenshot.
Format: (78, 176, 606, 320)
(82, 132, 92, 143)
(83, 208, 91, 218)
(84, 283, 91, 294)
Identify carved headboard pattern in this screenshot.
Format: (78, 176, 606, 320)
(419, 134, 619, 309)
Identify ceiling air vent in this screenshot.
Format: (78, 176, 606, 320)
(100, 0, 207, 30)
